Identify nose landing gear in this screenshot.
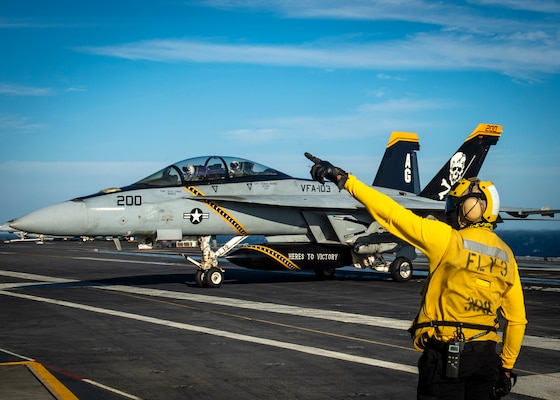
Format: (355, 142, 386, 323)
(183, 235, 248, 288)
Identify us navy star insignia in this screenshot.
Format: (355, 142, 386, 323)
(183, 208, 209, 224)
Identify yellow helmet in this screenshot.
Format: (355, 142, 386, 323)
(445, 178, 500, 227)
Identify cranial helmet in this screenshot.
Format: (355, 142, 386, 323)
(183, 164, 195, 176)
(445, 178, 500, 228)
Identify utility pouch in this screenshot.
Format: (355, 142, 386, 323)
(445, 339, 464, 378)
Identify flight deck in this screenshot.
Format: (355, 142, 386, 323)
(0, 240, 559, 399)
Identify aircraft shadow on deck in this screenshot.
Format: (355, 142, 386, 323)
(85, 267, 417, 287)
(14, 269, 416, 290)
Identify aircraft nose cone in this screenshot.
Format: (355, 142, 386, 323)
(0, 222, 17, 233)
(10, 200, 88, 236)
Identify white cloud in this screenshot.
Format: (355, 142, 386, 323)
(75, 0, 559, 81)
(77, 32, 560, 79)
(201, 0, 558, 35)
(0, 83, 53, 96)
(376, 73, 406, 81)
(65, 86, 87, 93)
(0, 114, 45, 133)
(468, 0, 560, 13)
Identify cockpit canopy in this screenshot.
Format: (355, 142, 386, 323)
(133, 156, 291, 187)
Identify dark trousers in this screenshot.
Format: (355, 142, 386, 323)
(417, 339, 499, 400)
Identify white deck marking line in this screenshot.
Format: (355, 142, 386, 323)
(99, 284, 412, 327)
(0, 347, 34, 361)
(81, 379, 143, 400)
(96, 285, 560, 352)
(1, 269, 559, 351)
(73, 257, 185, 266)
(0, 270, 77, 283)
(512, 373, 560, 400)
(0, 289, 417, 374)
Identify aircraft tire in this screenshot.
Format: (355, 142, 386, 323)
(314, 268, 335, 280)
(195, 270, 206, 288)
(204, 267, 224, 288)
(390, 257, 413, 282)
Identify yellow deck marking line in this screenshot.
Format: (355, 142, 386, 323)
(2, 361, 78, 400)
(0, 348, 142, 399)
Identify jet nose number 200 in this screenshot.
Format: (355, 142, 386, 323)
(117, 195, 142, 206)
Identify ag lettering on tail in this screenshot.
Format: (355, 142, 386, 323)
(373, 131, 421, 194)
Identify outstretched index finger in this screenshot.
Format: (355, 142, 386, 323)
(304, 152, 322, 164)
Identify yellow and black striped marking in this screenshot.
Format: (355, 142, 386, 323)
(185, 186, 205, 197)
(184, 186, 249, 235)
(243, 244, 302, 271)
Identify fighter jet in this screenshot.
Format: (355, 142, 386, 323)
(8, 123, 511, 288)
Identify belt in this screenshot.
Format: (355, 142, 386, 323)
(412, 320, 497, 332)
(409, 320, 497, 342)
(426, 338, 496, 353)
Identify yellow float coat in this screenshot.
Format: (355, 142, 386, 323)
(344, 175, 527, 370)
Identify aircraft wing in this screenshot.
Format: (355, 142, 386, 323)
(500, 206, 560, 220)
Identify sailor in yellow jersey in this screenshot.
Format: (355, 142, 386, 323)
(308, 157, 526, 400)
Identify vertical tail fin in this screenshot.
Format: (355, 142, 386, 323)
(419, 123, 501, 200)
(373, 131, 421, 194)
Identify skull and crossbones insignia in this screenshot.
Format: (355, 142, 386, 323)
(438, 152, 467, 200)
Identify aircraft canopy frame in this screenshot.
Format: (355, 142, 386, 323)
(134, 156, 292, 188)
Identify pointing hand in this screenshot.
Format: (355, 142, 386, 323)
(305, 152, 348, 190)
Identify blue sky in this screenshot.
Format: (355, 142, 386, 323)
(1, 0, 559, 230)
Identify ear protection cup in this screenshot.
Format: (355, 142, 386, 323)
(462, 197, 483, 222)
(447, 178, 499, 226)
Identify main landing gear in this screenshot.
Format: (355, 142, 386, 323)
(352, 252, 414, 282)
(390, 257, 413, 282)
(183, 235, 247, 288)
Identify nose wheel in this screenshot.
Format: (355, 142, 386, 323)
(204, 267, 224, 288)
(184, 235, 247, 288)
(194, 267, 224, 288)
